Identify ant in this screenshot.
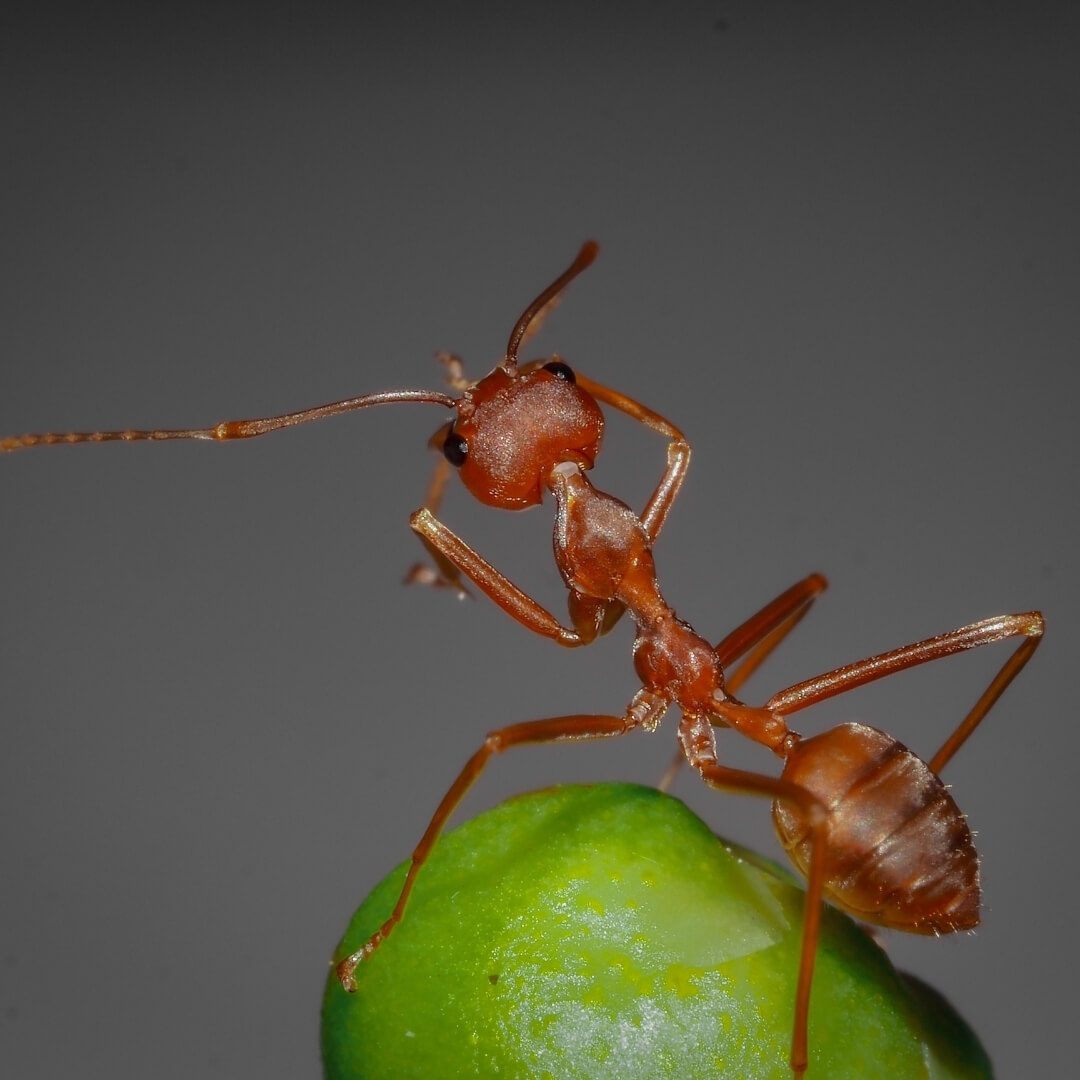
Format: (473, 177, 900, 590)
(2, 242, 1044, 1076)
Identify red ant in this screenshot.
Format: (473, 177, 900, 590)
(2, 242, 1044, 1076)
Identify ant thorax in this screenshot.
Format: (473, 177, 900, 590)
(548, 461, 723, 712)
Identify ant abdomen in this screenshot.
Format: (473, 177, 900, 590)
(773, 722, 981, 934)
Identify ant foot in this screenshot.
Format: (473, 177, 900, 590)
(335, 936, 381, 992)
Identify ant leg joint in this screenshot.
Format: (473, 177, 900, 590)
(627, 688, 668, 732)
(803, 796, 829, 830)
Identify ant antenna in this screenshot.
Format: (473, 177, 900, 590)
(0, 388, 456, 453)
(501, 241, 599, 374)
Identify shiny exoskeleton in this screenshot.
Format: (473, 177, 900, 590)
(1, 242, 1043, 1076)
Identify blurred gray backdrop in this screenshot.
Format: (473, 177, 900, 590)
(2, 2, 1077, 1077)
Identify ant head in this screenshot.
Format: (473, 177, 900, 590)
(436, 242, 604, 510)
(440, 360, 604, 509)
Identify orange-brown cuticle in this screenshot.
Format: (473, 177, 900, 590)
(456, 368, 603, 509)
(775, 722, 981, 934)
(779, 731, 802, 759)
(633, 617, 723, 709)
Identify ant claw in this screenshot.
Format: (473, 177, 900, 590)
(335, 957, 359, 992)
(403, 562, 470, 599)
(433, 351, 471, 391)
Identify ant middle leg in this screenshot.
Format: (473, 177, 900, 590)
(658, 573, 828, 791)
(715, 573, 830, 691)
(336, 708, 650, 990)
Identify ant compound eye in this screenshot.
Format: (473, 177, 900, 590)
(442, 430, 469, 467)
(543, 361, 576, 383)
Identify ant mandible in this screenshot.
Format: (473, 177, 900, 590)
(2, 242, 1044, 1077)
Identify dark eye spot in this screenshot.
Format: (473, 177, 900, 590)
(543, 361, 575, 383)
(442, 429, 469, 467)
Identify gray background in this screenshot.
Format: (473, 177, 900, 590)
(2, 3, 1076, 1077)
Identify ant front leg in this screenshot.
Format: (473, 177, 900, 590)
(409, 507, 596, 646)
(575, 374, 690, 542)
(403, 450, 471, 597)
(404, 355, 475, 595)
(336, 708, 649, 990)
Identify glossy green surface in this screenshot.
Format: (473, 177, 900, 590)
(322, 784, 991, 1079)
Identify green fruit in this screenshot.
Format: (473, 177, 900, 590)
(322, 783, 991, 1079)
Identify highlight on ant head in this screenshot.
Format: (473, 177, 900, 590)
(440, 358, 604, 509)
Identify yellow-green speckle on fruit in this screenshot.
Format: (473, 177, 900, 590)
(322, 783, 991, 1079)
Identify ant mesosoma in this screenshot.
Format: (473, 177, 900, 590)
(2, 242, 1043, 1076)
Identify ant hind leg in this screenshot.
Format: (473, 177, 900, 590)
(678, 712, 827, 1077)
